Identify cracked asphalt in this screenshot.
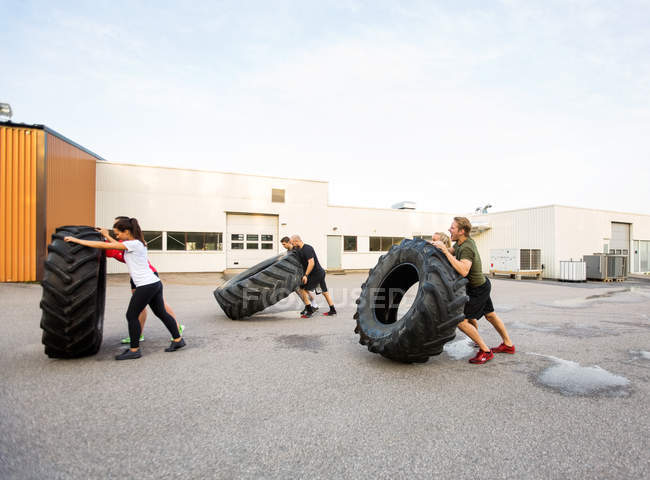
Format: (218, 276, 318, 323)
(1, 273, 649, 479)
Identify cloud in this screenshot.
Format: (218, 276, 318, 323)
(2, 1, 650, 214)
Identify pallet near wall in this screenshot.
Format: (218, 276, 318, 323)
(490, 270, 543, 280)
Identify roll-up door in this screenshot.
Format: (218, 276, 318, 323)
(610, 222, 630, 253)
(226, 214, 278, 268)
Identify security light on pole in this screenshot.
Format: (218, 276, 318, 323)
(0, 103, 12, 120)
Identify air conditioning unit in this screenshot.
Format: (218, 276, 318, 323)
(490, 249, 542, 279)
(490, 249, 541, 271)
(583, 254, 628, 281)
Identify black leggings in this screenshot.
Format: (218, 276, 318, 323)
(127, 281, 180, 348)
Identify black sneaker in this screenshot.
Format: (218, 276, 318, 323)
(301, 305, 314, 318)
(115, 348, 142, 360)
(323, 307, 337, 316)
(165, 338, 186, 352)
(300, 307, 307, 315)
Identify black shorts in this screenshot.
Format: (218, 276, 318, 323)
(464, 277, 494, 320)
(130, 271, 159, 290)
(300, 271, 328, 293)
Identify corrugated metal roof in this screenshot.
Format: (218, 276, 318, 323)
(0, 121, 106, 162)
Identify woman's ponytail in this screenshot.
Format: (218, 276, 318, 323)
(113, 217, 146, 245)
(129, 218, 145, 245)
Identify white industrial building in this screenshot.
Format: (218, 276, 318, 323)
(96, 162, 650, 278)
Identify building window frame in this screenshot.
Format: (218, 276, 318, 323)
(369, 236, 406, 252)
(166, 231, 224, 251)
(344, 236, 357, 252)
(272, 188, 285, 203)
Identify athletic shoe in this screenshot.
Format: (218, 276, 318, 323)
(323, 307, 337, 316)
(121, 335, 144, 344)
(468, 350, 494, 364)
(171, 324, 185, 341)
(491, 343, 516, 354)
(301, 305, 314, 318)
(165, 338, 186, 352)
(115, 348, 142, 360)
(312, 305, 319, 311)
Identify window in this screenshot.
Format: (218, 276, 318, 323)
(230, 233, 274, 250)
(344, 236, 357, 252)
(143, 231, 163, 251)
(167, 232, 223, 251)
(370, 236, 406, 252)
(272, 188, 285, 203)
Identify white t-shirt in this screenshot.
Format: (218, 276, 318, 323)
(122, 240, 160, 287)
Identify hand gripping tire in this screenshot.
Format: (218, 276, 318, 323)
(354, 238, 469, 363)
(214, 253, 304, 320)
(39, 226, 107, 358)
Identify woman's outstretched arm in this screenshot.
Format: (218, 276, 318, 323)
(64, 233, 126, 250)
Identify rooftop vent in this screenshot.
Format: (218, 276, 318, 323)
(391, 201, 416, 210)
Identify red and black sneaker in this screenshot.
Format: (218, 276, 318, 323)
(301, 305, 314, 318)
(469, 350, 494, 364)
(323, 307, 337, 316)
(491, 343, 516, 354)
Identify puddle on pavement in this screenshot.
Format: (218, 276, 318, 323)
(529, 353, 631, 397)
(443, 339, 476, 360)
(630, 350, 650, 361)
(536, 287, 650, 309)
(275, 334, 324, 352)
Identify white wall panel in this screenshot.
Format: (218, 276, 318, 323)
(471, 206, 556, 278)
(97, 163, 327, 272)
(97, 162, 650, 277)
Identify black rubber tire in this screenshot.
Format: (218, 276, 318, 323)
(354, 238, 469, 363)
(214, 253, 304, 320)
(39, 226, 107, 358)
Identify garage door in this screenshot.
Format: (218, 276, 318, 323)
(226, 214, 278, 268)
(610, 222, 630, 253)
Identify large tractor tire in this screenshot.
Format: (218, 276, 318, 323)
(214, 253, 304, 320)
(40, 226, 106, 358)
(354, 238, 469, 363)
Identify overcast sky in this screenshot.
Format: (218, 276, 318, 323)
(2, 0, 649, 214)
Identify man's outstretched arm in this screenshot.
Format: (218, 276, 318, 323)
(432, 241, 471, 277)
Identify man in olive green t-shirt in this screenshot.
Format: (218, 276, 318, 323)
(433, 217, 515, 364)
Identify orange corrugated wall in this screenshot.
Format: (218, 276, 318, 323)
(45, 134, 96, 245)
(0, 126, 39, 282)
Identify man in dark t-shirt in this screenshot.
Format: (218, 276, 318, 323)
(291, 235, 337, 318)
(281, 236, 319, 314)
(433, 217, 515, 365)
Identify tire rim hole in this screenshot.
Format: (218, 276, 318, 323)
(373, 263, 419, 325)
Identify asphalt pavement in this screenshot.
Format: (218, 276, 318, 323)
(1, 273, 649, 479)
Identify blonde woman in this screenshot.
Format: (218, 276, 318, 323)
(432, 232, 451, 249)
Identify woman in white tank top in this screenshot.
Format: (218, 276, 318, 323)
(65, 217, 186, 360)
